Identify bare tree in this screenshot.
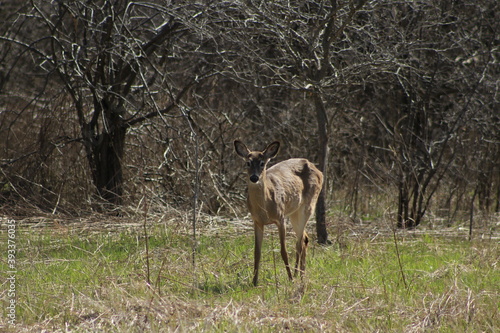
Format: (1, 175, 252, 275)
(2, 1, 205, 206)
(367, 1, 498, 228)
(1, 0, 497, 228)
(187, 0, 369, 242)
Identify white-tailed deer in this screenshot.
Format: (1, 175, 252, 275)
(234, 140, 323, 286)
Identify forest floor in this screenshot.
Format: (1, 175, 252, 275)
(1, 208, 499, 332)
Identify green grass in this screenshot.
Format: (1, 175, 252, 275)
(1, 216, 499, 332)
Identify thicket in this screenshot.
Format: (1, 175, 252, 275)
(0, 0, 498, 233)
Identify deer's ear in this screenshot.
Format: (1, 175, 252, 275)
(234, 140, 250, 158)
(263, 141, 280, 159)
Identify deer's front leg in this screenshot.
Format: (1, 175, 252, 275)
(253, 223, 264, 286)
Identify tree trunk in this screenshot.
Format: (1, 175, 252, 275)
(313, 93, 330, 244)
(83, 102, 127, 207)
(91, 127, 126, 206)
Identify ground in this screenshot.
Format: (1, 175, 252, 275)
(1, 209, 499, 332)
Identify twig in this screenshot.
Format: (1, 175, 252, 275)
(192, 130, 199, 271)
(271, 230, 280, 301)
(143, 198, 151, 285)
(469, 186, 478, 241)
(391, 228, 409, 291)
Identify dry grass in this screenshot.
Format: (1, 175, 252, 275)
(1, 209, 499, 332)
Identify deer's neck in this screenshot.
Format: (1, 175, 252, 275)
(247, 173, 272, 204)
(247, 172, 280, 224)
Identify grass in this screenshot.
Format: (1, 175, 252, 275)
(1, 213, 499, 332)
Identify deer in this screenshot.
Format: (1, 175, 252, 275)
(234, 140, 323, 286)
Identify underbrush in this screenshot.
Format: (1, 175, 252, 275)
(1, 214, 499, 332)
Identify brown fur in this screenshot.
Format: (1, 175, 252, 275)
(234, 140, 323, 286)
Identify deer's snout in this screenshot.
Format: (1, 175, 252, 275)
(250, 175, 259, 183)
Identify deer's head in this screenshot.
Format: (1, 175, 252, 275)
(234, 140, 280, 184)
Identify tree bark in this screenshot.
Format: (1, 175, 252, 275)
(91, 127, 126, 206)
(84, 102, 127, 207)
(313, 93, 330, 244)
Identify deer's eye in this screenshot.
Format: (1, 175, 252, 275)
(260, 161, 265, 167)
(246, 161, 251, 167)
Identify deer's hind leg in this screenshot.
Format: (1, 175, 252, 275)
(277, 220, 293, 281)
(290, 207, 312, 278)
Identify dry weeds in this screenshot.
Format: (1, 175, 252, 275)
(1, 210, 499, 332)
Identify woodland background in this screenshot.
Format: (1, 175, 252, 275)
(0, 0, 498, 239)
